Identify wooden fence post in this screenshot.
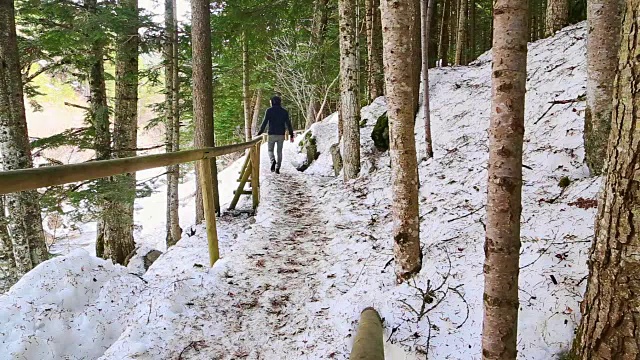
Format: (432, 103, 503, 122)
(349, 307, 385, 360)
(198, 159, 219, 266)
(250, 144, 259, 210)
(256, 141, 261, 199)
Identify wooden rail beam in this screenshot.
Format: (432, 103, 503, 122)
(350, 307, 385, 360)
(0, 139, 261, 195)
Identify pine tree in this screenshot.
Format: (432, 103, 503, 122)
(103, 0, 139, 264)
(380, 0, 422, 282)
(0, 195, 16, 292)
(242, 31, 252, 141)
(411, 0, 422, 112)
(545, 0, 568, 36)
(86, 0, 112, 258)
(252, 89, 263, 134)
(422, 0, 435, 158)
(573, 1, 640, 356)
(192, 0, 219, 221)
(165, 0, 181, 247)
(481, 0, 528, 358)
(583, 0, 622, 175)
(339, 0, 361, 181)
(366, 0, 384, 101)
(0, 0, 48, 276)
(455, 0, 467, 65)
(306, 0, 329, 129)
(438, 0, 450, 66)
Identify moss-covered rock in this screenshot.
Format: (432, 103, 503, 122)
(558, 176, 572, 188)
(330, 143, 343, 176)
(371, 112, 389, 151)
(296, 132, 320, 172)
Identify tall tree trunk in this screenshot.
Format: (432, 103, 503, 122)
(0, 0, 48, 276)
(455, 0, 467, 65)
(366, 0, 384, 101)
(192, 0, 219, 221)
(86, 0, 111, 258)
(428, 0, 439, 67)
(306, 0, 329, 129)
(449, 0, 458, 66)
(481, 0, 527, 358)
(102, 0, 138, 265)
(165, 0, 181, 247)
(545, 0, 568, 36)
(583, 0, 622, 175)
(242, 32, 251, 142)
(380, 0, 422, 282)
(339, 0, 361, 181)
(538, 0, 546, 39)
(0, 195, 17, 293)
(438, 0, 450, 66)
(573, 2, 640, 357)
(469, 0, 475, 61)
(252, 89, 262, 134)
(422, 0, 435, 158)
(411, 0, 422, 113)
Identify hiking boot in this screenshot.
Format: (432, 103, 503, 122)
(270, 160, 276, 172)
(275, 167, 280, 174)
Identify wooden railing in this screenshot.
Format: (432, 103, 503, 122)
(0, 136, 265, 266)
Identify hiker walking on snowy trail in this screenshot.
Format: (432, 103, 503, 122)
(257, 96, 295, 174)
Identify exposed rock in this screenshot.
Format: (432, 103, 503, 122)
(143, 250, 162, 270)
(125, 247, 163, 274)
(371, 112, 389, 151)
(330, 143, 343, 176)
(295, 132, 320, 172)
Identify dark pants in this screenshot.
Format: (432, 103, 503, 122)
(268, 135, 285, 168)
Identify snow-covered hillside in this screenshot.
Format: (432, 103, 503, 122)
(0, 23, 596, 360)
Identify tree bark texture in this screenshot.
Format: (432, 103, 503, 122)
(0, 196, 17, 293)
(366, 0, 384, 101)
(380, 0, 422, 282)
(104, 0, 139, 264)
(481, 0, 528, 358)
(85, 0, 111, 258)
(165, 0, 180, 247)
(192, 0, 219, 221)
(545, 0, 568, 36)
(574, 2, 640, 358)
(242, 32, 252, 142)
(438, 0, 450, 66)
(411, 0, 422, 113)
(455, 0, 467, 65)
(583, 0, 623, 175)
(469, 0, 476, 61)
(422, 0, 435, 158)
(449, 0, 458, 65)
(339, 0, 361, 181)
(306, 0, 329, 129)
(252, 89, 262, 134)
(0, 0, 48, 275)
(537, 0, 546, 40)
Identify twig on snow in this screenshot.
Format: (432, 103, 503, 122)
(447, 205, 485, 223)
(449, 284, 470, 329)
(383, 258, 393, 270)
(177, 340, 208, 360)
(146, 300, 152, 324)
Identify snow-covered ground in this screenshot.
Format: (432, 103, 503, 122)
(1, 23, 596, 359)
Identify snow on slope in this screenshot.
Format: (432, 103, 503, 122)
(296, 22, 595, 359)
(0, 22, 596, 360)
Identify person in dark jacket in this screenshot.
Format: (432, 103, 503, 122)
(257, 96, 294, 174)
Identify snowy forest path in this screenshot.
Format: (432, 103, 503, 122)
(188, 144, 339, 359)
